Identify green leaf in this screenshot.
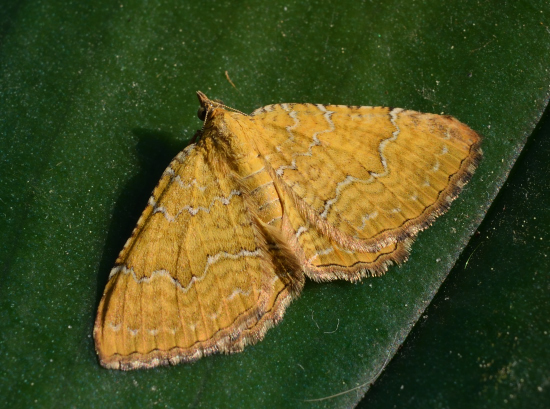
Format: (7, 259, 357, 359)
(1, 1, 549, 408)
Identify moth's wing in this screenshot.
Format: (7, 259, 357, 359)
(251, 103, 482, 252)
(94, 144, 303, 370)
(280, 186, 412, 282)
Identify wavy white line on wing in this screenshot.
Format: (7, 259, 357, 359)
(153, 190, 242, 220)
(369, 108, 403, 178)
(276, 105, 335, 176)
(109, 248, 262, 293)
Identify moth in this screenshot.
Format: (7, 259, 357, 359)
(94, 91, 482, 370)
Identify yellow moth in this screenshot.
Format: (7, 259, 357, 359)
(94, 92, 482, 370)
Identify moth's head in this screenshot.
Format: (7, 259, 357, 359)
(196, 91, 226, 122)
(196, 91, 248, 123)
(196, 91, 252, 145)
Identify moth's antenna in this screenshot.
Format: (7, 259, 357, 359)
(196, 91, 248, 119)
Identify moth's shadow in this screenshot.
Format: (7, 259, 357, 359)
(95, 128, 192, 307)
